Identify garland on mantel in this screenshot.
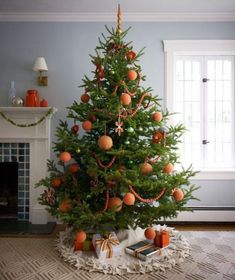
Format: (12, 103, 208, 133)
(0, 108, 53, 127)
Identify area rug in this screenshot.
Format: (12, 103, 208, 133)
(56, 226, 190, 275)
(0, 231, 235, 280)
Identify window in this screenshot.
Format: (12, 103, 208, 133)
(163, 40, 235, 180)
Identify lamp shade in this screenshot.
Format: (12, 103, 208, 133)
(33, 57, 48, 72)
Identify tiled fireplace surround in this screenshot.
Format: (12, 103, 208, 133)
(0, 107, 57, 224)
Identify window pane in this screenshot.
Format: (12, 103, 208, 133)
(192, 81, 201, 101)
(185, 60, 192, 80)
(192, 61, 200, 80)
(176, 81, 184, 101)
(184, 81, 192, 101)
(207, 60, 215, 80)
(176, 60, 184, 80)
(216, 60, 223, 80)
(207, 81, 215, 101)
(223, 81, 232, 101)
(223, 60, 232, 80)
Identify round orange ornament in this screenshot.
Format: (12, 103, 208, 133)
(140, 162, 153, 175)
(144, 227, 156, 240)
(75, 231, 87, 243)
(69, 163, 80, 173)
(98, 135, 113, 150)
(82, 120, 92, 131)
(152, 112, 163, 122)
(59, 198, 72, 212)
(120, 93, 131, 106)
(126, 50, 136, 60)
(172, 188, 184, 201)
(60, 151, 71, 163)
(108, 197, 122, 212)
(52, 178, 62, 188)
(80, 93, 90, 103)
(152, 131, 163, 144)
(127, 69, 138, 81)
(123, 192, 135, 206)
(163, 163, 174, 174)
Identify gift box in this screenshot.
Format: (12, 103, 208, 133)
(92, 232, 121, 259)
(74, 239, 95, 251)
(125, 240, 161, 261)
(154, 229, 170, 248)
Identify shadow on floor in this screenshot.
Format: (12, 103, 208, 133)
(0, 219, 55, 235)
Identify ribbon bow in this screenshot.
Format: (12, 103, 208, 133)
(95, 233, 120, 258)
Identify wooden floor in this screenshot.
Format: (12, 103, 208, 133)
(172, 223, 235, 231)
(52, 223, 235, 237)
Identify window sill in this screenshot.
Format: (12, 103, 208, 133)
(192, 169, 235, 180)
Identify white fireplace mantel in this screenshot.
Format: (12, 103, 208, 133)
(0, 106, 57, 224)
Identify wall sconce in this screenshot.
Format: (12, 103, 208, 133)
(33, 57, 48, 86)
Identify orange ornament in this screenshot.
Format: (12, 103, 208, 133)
(60, 151, 71, 163)
(75, 231, 87, 243)
(144, 227, 156, 240)
(152, 112, 163, 122)
(123, 192, 135, 206)
(127, 69, 138, 81)
(120, 93, 131, 106)
(126, 50, 136, 60)
(59, 198, 72, 212)
(108, 197, 122, 212)
(98, 135, 113, 150)
(140, 162, 153, 175)
(69, 163, 80, 173)
(152, 131, 163, 144)
(52, 178, 62, 188)
(82, 120, 92, 131)
(97, 68, 105, 79)
(80, 93, 90, 103)
(172, 188, 184, 201)
(163, 163, 174, 174)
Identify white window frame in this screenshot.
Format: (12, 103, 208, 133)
(163, 40, 235, 180)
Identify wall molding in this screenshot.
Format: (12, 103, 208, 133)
(168, 209, 235, 222)
(0, 12, 235, 22)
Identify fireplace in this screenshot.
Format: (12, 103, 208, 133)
(0, 143, 30, 220)
(0, 107, 57, 224)
(0, 161, 18, 218)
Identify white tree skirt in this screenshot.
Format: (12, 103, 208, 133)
(56, 225, 190, 275)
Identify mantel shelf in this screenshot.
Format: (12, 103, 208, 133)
(0, 107, 58, 115)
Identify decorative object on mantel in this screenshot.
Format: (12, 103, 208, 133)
(0, 107, 53, 127)
(25, 89, 40, 107)
(33, 57, 48, 86)
(40, 98, 48, 107)
(12, 96, 24, 107)
(8, 81, 16, 106)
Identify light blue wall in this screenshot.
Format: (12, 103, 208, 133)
(1, 21, 235, 208)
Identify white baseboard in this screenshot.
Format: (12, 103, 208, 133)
(168, 210, 235, 222)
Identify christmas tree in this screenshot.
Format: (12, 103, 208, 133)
(37, 6, 198, 240)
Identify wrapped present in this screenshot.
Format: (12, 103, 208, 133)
(92, 232, 121, 259)
(74, 239, 95, 251)
(154, 229, 170, 248)
(125, 240, 161, 261)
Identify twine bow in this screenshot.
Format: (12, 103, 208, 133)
(95, 233, 120, 258)
(134, 242, 155, 257)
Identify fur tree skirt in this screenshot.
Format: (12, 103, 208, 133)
(56, 225, 190, 275)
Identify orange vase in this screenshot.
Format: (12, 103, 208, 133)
(25, 90, 39, 107)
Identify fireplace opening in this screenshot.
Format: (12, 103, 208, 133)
(0, 162, 18, 219)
